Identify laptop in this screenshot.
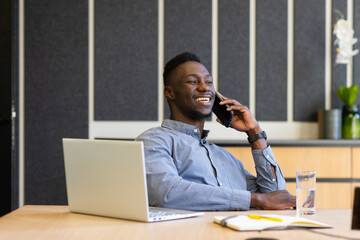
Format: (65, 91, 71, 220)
(62, 138, 204, 222)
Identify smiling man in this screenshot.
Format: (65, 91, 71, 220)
(136, 52, 295, 211)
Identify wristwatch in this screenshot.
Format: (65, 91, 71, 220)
(247, 131, 267, 144)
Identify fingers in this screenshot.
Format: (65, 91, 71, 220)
(258, 190, 296, 210)
(226, 104, 249, 112)
(219, 98, 242, 107)
(217, 92, 234, 102)
(217, 92, 244, 109)
(216, 92, 257, 132)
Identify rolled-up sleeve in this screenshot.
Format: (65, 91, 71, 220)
(250, 145, 286, 193)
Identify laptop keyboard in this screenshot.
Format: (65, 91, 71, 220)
(148, 207, 204, 221)
(148, 207, 180, 218)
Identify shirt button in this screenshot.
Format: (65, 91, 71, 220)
(266, 154, 270, 159)
(272, 179, 276, 182)
(219, 182, 222, 186)
(194, 129, 198, 133)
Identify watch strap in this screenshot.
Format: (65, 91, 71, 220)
(247, 131, 267, 144)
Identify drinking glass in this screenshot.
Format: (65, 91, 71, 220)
(296, 171, 316, 216)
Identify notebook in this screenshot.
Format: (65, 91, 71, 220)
(62, 138, 204, 222)
(214, 214, 332, 231)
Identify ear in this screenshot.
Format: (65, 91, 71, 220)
(164, 86, 175, 100)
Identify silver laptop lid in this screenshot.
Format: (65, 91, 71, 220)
(63, 138, 149, 222)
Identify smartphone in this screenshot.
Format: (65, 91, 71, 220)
(212, 93, 234, 128)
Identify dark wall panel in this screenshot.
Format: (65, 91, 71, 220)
(218, 0, 249, 106)
(11, 0, 20, 211)
(95, 0, 158, 121)
(164, 0, 212, 119)
(294, 0, 325, 121)
(0, 0, 12, 216)
(354, 0, 360, 106)
(25, 0, 88, 204)
(331, 0, 347, 109)
(256, 0, 287, 121)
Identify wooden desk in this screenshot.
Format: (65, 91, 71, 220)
(0, 206, 359, 240)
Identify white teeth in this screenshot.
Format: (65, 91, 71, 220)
(196, 97, 210, 102)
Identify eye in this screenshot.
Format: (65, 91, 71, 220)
(205, 79, 213, 84)
(186, 78, 197, 84)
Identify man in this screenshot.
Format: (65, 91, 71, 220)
(136, 52, 296, 211)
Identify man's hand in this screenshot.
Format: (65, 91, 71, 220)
(216, 93, 259, 133)
(250, 190, 296, 210)
(216, 93, 267, 150)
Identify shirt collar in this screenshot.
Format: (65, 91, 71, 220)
(161, 119, 210, 140)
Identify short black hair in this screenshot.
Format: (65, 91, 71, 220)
(163, 52, 201, 86)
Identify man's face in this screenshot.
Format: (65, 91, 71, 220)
(166, 61, 216, 120)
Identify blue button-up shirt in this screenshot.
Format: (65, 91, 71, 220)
(136, 119, 286, 211)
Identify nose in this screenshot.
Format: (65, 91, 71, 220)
(197, 80, 211, 92)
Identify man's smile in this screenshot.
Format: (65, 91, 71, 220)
(194, 94, 214, 107)
(195, 97, 211, 103)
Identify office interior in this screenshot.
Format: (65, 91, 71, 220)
(1, 0, 360, 217)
